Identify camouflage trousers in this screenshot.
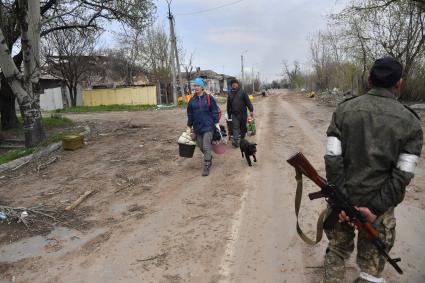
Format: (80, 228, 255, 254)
(323, 207, 396, 283)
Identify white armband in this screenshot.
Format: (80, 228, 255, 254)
(397, 153, 419, 173)
(326, 137, 342, 156)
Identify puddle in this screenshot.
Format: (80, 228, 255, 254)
(0, 226, 105, 262)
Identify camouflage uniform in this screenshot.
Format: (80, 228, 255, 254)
(323, 87, 423, 282)
(324, 207, 395, 282)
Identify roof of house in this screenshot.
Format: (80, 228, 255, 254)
(192, 69, 233, 81)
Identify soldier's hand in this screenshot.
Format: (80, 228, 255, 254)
(357, 207, 377, 223)
(338, 210, 350, 223)
(338, 211, 359, 229)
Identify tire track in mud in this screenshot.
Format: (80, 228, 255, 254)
(216, 92, 331, 283)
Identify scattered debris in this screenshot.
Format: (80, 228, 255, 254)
(127, 119, 146, 129)
(313, 90, 354, 106)
(0, 212, 7, 220)
(0, 205, 57, 227)
(65, 190, 94, 211)
(0, 142, 62, 174)
(35, 156, 58, 172)
(137, 252, 167, 263)
(11, 160, 31, 171)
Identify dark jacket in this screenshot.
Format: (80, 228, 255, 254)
(325, 87, 423, 216)
(227, 88, 254, 119)
(187, 92, 220, 135)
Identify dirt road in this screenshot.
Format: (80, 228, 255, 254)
(1, 90, 425, 282)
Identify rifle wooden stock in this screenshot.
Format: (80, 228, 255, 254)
(353, 220, 380, 239)
(287, 152, 326, 189)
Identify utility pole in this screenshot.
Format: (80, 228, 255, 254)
(252, 67, 254, 94)
(167, 1, 177, 104)
(170, 16, 185, 99)
(241, 55, 244, 89)
(258, 71, 261, 89)
(241, 50, 247, 89)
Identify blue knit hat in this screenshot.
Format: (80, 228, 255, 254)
(194, 77, 205, 89)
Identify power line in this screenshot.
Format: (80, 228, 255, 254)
(175, 0, 247, 16)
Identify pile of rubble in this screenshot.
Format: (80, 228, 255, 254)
(313, 89, 355, 107)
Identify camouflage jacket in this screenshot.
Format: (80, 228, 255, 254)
(325, 87, 423, 216)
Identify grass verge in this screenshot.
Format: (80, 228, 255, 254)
(0, 127, 85, 166)
(11, 115, 74, 132)
(0, 148, 34, 165)
(55, 104, 157, 113)
(0, 117, 82, 166)
(42, 114, 74, 127)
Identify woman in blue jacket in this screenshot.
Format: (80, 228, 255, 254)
(187, 78, 220, 176)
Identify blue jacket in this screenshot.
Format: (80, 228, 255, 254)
(187, 93, 219, 134)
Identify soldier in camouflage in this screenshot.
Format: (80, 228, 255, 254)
(323, 57, 423, 283)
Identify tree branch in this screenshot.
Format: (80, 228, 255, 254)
(41, 24, 99, 37)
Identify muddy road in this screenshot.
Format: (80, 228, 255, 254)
(1, 90, 425, 282)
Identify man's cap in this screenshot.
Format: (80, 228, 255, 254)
(370, 57, 403, 88)
(229, 78, 239, 85)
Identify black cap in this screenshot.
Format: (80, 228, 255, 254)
(229, 78, 239, 85)
(370, 57, 403, 88)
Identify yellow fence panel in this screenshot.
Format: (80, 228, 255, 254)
(82, 86, 157, 106)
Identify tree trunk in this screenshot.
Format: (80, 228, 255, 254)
(68, 85, 77, 107)
(0, 1, 45, 147)
(187, 74, 191, 94)
(156, 79, 161, 105)
(0, 76, 19, 129)
(73, 85, 78, 106)
(21, 96, 44, 147)
(0, 51, 24, 130)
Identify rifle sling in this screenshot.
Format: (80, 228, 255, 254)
(294, 169, 326, 245)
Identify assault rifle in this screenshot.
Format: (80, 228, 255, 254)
(287, 152, 403, 274)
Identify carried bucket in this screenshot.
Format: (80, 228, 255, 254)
(179, 143, 196, 158)
(212, 142, 226, 155)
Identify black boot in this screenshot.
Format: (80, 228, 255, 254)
(202, 165, 210, 177)
(202, 158, 212, 176)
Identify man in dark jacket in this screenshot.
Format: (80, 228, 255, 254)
(187, 78, 220, 176)
(227, 79, 254, 147)
(323, 57, 423, 283)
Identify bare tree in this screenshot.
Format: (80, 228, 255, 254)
(100, 48, 144, 85)
(183, 51, 195, 94)
(0, 1, 45, 146)
(282, 60, 301, 89)
(0, 0, 155, 131)
(332, 0, 425, 98)
(140, 25, 172, 104)
(349, 0, 425, 12)
(44, 30, 98, 107)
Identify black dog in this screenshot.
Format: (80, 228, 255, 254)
(240, 139, 257, 166)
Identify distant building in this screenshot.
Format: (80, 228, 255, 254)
(41, 55, 155, 108)
(190, 68, 235, 94)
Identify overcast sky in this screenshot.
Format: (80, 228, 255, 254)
(105, 0, 348, 82)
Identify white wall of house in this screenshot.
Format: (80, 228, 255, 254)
(40, 87, 64, 111)
(190, 78, 226, 94)
(205, 79, 220, 93)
